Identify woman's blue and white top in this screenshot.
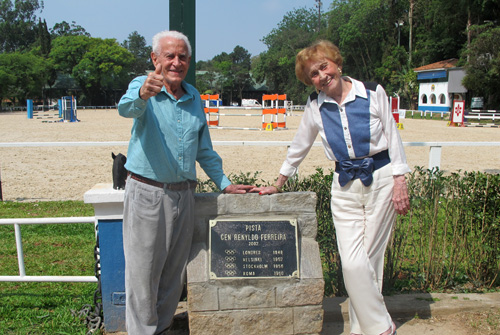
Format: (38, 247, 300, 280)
(279, 77, 411, 178)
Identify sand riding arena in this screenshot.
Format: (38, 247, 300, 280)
(0, 109, 499, 201)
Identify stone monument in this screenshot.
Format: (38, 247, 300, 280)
(187, 192, 324, 335)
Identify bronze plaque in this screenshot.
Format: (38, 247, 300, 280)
(209, 219, 299, 279)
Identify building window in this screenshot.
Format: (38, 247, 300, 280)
(421, 94, 427, 104)
(430, 94, 436, 104)
(439, 94, 446, 104)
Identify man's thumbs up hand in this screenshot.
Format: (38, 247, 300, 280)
(154, 63, 162, 75)
(139, 63, 164, 100)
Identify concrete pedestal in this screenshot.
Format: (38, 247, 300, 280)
(188, 192, 324, 335)
(84, 185, 325, 335)
(84, 183, 126, 332)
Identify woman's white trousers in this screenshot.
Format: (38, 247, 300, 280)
(331, 164, 396, 335)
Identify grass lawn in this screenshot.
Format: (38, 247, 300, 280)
(0, 201, 98, 334)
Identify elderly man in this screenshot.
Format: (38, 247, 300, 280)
(118, 30, 253, 335)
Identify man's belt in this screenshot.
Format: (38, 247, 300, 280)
(335, 150, 390, 187)
(129, 172, 197, 191)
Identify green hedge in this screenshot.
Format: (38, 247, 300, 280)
(221, 168, 500, 297)
(387, 167, 500, 294)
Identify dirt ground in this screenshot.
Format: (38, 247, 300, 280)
(0, 109, 499, 201)
(112, 303, 500, 335)
(323, 309, 500, 335)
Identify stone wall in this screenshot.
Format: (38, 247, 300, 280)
(187, 192, 324, 335)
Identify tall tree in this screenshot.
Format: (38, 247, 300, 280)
(50, 20, 90, 37)
(72, 38, 134, 105)
(0, 51, 50, 104)
(254, 7, 320, 104)
(122, 31, 152, 76)
(195, 70, 217, 94)
(212, 51, 233, 103)
(49, 35, 93, 73)
(195, 60, 218, 94)
(327, 0, 391, 81)
(35, 18, 51, 57)
(231, 45, 252, 101)
(206, 46, 257, 103)
(49, 35, 134, 105)
(462, 24, 500, 109)
(456, 0, 499, 52)
(0, 0, 42, 52)
(411, 0, 467, 66)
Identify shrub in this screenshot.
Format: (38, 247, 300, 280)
(252, 168, 498, 296)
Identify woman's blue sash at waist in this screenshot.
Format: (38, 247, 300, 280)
(335, 150, 390, 187)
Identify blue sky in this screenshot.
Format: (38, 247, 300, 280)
(39, 0, 321, 61)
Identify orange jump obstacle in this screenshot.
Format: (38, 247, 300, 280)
(201, 93, 289, 131)
(200, 94, 221, 126)
(262, 94, 287, 130)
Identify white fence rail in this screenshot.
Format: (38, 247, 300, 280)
(1, 141, 500, 171)
(0, 216, 98, 283)
(409, 110, 449, 119)
(408, 109, 500, 121)
(402, 141, 500, 170)
(465, 112, 500, 121)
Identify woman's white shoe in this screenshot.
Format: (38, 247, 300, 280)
(349, 321, 396, 335)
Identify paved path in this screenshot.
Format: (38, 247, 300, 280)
(109, 292, 500, 334)
(322, 292, 500, 334)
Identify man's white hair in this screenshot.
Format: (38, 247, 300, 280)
(152, 30, 192, 57)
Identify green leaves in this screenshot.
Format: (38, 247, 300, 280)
(253, 7, 319, 103)
(49, 36, 134, 105)
(0, 0, 42, 53)
(462, 24, 500, 108)
(386, 167, 500, 293)
(0, 51, 51, 103)
(195, 46, 253, 102)
(122, 31, 152, 76)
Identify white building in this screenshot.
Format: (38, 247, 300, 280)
(414, 59, 467, 113)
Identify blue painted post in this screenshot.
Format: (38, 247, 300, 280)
(58, 99, 62, 118)
(98, 219, 126, 332)
(69, 97, 74, 122)
(84, 187, 126, 332)
(27, 99, 33, 119)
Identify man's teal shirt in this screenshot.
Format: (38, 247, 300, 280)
(118, 76, 231, 191)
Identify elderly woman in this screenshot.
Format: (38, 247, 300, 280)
(252, 40, 410, 335)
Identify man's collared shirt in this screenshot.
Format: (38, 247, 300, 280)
(118, 76, 231, 190)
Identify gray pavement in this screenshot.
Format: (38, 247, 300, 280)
(111, 292, 500, 334)
(322, 292, 500, 334)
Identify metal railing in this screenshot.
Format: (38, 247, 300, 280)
(465, 112, 500, 121)
(409, 110, 448, 119)
(408, 109, 500, 122)
(0, 216, 98, 283)
(402, 141, 500, 170)
(1, 141, 500, 171)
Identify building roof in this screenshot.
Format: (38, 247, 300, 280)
(413, 58, 459, 72)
